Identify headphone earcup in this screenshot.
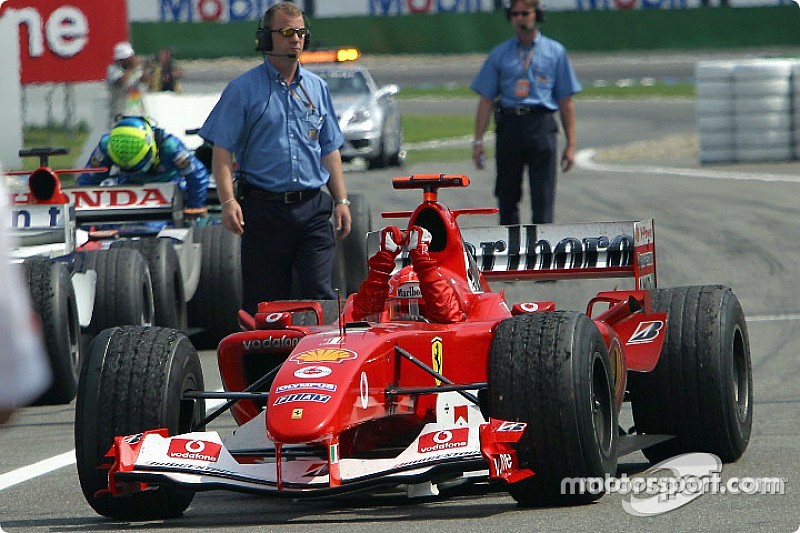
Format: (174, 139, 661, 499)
(303, 32, 310, 51)
(536, 7, 545, 23)
(255, 26, 271, 52)
(505, 7, 511, 21)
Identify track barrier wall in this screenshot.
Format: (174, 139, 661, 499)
(131, 6, 800, 59)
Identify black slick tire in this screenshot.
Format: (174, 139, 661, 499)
(337, 192, 371, 295)
(112, 238, 187, 330)
(74, 326, 204, 520)
(187, 225, 241, 348)
(75, 248, 154, 336)
(23, 258, 81, 405)
(627, 285, 752, 463)
(489, 311, 618, 506)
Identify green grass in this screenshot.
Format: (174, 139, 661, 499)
(21, 125, 90, 171)
(398, 82, 696, 101)
(402, 114, 476, 143)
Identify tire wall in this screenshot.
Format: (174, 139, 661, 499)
(696, 59, 796, 164)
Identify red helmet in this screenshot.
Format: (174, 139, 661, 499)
(387, 266, 426, 321)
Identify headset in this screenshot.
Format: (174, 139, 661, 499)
(255, 3, 311, 53)
(505, 0, 545, 24)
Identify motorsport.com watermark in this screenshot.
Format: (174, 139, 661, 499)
(560, 453, 786, 517)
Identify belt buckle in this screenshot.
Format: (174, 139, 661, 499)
(283, 191, 302, 203)
(517, 106, 530, 115)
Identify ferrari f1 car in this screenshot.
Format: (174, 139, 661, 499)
(75, 174, 752, 519)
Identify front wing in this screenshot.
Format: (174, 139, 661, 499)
(103, 417, 532, 498)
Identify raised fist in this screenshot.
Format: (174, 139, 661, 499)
(407, 226, 432, 253)
(379, 226, 404, 255)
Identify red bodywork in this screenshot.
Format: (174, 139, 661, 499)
(105, 173, 667, 495)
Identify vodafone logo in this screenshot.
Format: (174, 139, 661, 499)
(167, 439, 222, 462)
(417, 428, 469, 454)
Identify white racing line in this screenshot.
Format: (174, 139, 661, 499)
(576, 148, 800, 327)
(0, 395, 227, 492)
(575, 149, 800, 184)
(2, 150, 798, 492)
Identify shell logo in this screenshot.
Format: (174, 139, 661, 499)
(291, 348, 357, 364)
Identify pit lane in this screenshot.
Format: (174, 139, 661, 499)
(2, 66, 798, 532)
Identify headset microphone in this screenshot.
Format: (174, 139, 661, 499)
(266, 51, 298, 59)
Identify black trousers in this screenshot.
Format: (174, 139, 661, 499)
(239, 190, 336, 314)
(495, 111, 558, 225)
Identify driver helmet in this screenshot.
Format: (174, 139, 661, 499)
(387, 266, 425, 321)
(108, 117, 159, 173)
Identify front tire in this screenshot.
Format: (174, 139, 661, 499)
(489, 311, 618, 506)
(75, 326, 204, 520)
(628, 285, 752, 463)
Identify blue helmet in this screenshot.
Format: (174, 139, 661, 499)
(108, 117, 159, 173)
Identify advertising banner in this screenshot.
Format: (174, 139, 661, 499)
(128, 0, 790, 21)
(1, 0, 129, 84)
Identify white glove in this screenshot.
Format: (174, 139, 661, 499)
(407, 226, 432, 252)
(380, 226, 404, 254)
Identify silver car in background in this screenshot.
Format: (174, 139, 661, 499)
(312, 66, 404, 169)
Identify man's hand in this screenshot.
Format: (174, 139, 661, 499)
(221, 200, 244, 235)
(334, 203, 351, 241)
(561, 144, 576, 172)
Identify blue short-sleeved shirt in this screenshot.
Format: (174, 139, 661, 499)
(77, 130, 209, 209)
(199, 59, 344, 192)
(470, 33, 582, 111)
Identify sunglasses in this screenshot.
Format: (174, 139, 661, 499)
(510, 10, 533, 16)
(271, 27, 309, 38)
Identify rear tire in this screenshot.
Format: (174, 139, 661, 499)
(628, 285, 752, 463)
(188, 225, 242, 348)
(489, 311, 618, 506)
(75, 326, 204, 520)
(111, 238, 187, 331)
(337, 193, 371, 295)
(23, 259, 81, 405)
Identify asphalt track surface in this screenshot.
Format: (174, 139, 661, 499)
(3, 59, 800, 532)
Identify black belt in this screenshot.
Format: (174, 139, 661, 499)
(499, 105, 553, 116)
(240, 182, 320, 204)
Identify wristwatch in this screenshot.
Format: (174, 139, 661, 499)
(335, 198, 351, 206)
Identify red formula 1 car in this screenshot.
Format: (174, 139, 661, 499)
(75, 174, 752, 519)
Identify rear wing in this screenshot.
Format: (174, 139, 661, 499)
(367, 220, 656, 290)
(66, 183, 183, 225)
(461, 221, 656, 289)
(5, 203, 75, 259)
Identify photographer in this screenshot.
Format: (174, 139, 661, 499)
(107, 41, 151, 127)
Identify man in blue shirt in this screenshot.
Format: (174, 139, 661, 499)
(471, 0, 581, 225)
(199, 2, 351, 314)
(78, 116, 210, 217)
